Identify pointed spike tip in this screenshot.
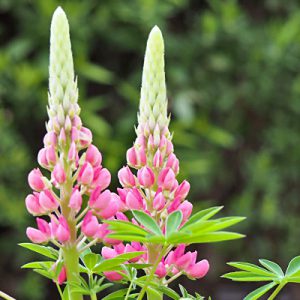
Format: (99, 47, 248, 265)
(147, 25, 164, 48)
(52, 6, 67, 21)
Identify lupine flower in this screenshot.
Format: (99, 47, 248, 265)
(103, 26, 210, 285)
(24, 8, 121, 297)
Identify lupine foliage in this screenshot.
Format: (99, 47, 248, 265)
(1, 1, 300, 299)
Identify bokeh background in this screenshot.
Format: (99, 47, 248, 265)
(1, 0, 300, 299)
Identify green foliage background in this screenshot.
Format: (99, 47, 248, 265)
(0, 0, 300, 298)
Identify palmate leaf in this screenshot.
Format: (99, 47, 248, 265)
(222, 271, 275, 282)
(93, 251, 144, 273)
(165, 210, 183, 238)
(132, 210, 163, 236)
(259, 259, 284, 277)
(19, 243, 58, 259)
(244, 282, 277, 300)
(227, 262, 275, 277)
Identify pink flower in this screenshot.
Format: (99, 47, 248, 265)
(57, 266, 67, 285)
(82, 211, 99, 237)
(101, 246, 118, 259)
(158, 168, 176, 190)
(46, 145, 57, 165)
(26, 227, 49, 244)
(52, 163, 66, 184)
(69, 188, 82, 213)
(153, 149, 163, 168)
(86, 145, 102, 167)
(118, 166, 135, 187)
(155, 261, 167, 278)
(103, 271, 123, 281)
(78, 162, 94, 185)
(25, 193, 43, 215)
(79, 127, 92, 148)
(177, 200, 193, 221)
(36, 217, 51, 236)
(43, 131, 57, 146)
(28, 168, 45, 191)
(186, 259, 209, 279)
(166, 153, 179, 174)
(89, 188, 111, 211)
(153, 191, 165, 211)
(55, 217, 70, 243)
(126, 146, 137, 166)
(92, 167, 111, 190)
(39, 190, 59, 212)
(68, 142, 76, 161)
(175, 180, 190, 200)
(37, 148, 49, 168)
(137, 166, 155, 187)
(126, 188, 144, 210)
(97, 197, 119, 219)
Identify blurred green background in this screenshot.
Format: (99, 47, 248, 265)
(1, 0, 300, 299)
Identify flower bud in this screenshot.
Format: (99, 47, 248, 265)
(126, 188, 144, 210)
(57, 266, 67, 285)
(89, 188, 111, 211)
(178, 200, 193, 221)
(68, 142, 76, 161)
(78, 162, 94, 185)
(153, 149, 163, 168)
(155, 262, 167, 278)
(36, 217, 51, 237)
(55, 217, 70, 243)
(39, 190, 59, 212)
(86, 145, 102, 167)
(26, 227, 49, 244)
(69, 188, 82, 213)
(175, 180, 190, 200)
(52, 163, 66, 184)
(25, 193, 43, 215)
(92, 167, 111, 190)
(45, 145, 57, 165)
(166, 153, 179, 174)
(28, 168, 45, 191)
(38, 148, 49, 168)
(126, 146, 137, 166)
(157, 168, 176, 190)
(118, 166, 135, 187)
(82, 211, 99, 237)
(103, 271, 123, 281)
(97, 197, 118, 219)
(186, 260, 209, 279)
(137, 166, 155, 187)
(79, 127, 92, 148)
(153, 192, 165, 211)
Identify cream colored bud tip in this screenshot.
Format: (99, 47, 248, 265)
(148, 25, 163, 41)
(52, 6, 67, 22)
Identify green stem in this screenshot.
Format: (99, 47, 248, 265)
(61, 150, 83, 300)
(137, 245, 166, 300)
(56, 282, 64, 299)
(0, 291, 15, 300)
(125, 280, 134, 300)
(90, 293, 97, 300)
(267, 282, 286, 300)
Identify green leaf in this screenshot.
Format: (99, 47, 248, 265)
(181, 206, 223, 229)
(19, 243, 58, 259)
(106, 233, 148, 243)
(132, 210, 163, 236)
(222, 271, 275, 282)
(21, 261, 54, 269)
(286, 256, 300, 277)
(170, 231, 245, 244)
(166, 210, 183, 239)
(244, 282, 277, 300)
(102, 289, 128, 300)
(259, 259, 284, 277)
(82, 253, 101, 271)
(106, 220, 149, 236)
(227, 262, 274, 277)
(93, 252, 144, 273)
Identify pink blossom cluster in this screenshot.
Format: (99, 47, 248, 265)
(99, 123, 210, 282)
